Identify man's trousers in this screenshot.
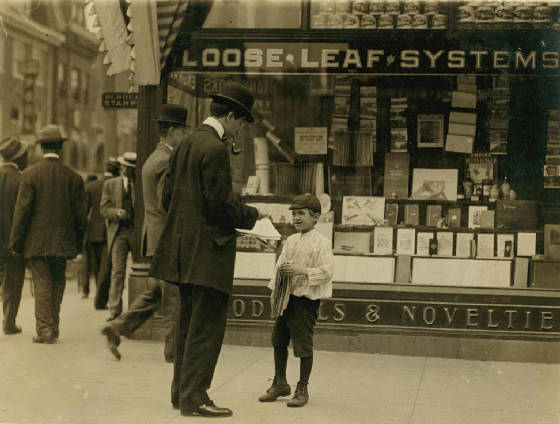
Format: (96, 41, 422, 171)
(1, 255, 25, 332)
(111, 277, 177, 361)
(172, 284, 229, 412)
(94, 243, 111, 310)
(108, 227, 133, 316)
(28, 258, 67, 338)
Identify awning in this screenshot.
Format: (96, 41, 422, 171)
(84, 0, 192, 86)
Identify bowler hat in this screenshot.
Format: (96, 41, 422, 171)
(289, 193, 322, 214)
(0, 136, 28, 162)
(210, 81, 255, 123)
(118, 151, 137, 168)
(36, 124, 68, 144)
(155, 104, 189, 127)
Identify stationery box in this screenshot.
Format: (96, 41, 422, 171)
(426, 204, 442, 227)
(495, 200, 538, 230)
(448, 123, 476, 137)
(479, 210, 495, 229)
(445, 134, 474, 154)
(448, 208, 461, 228)
(405, 204, 419, 226)
(384, 153, 410, 199)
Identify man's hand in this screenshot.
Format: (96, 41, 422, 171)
(117, 209, 128, 220)
(279, 262, 307, 276)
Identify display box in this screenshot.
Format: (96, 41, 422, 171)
(495, 200, 538, 230)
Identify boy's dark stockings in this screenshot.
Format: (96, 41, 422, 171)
(300, 355, 313, 384)
(274, 346, 288, 377)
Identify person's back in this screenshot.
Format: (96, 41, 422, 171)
(13, 158, 85, 259)
(85, 177, 107, 243)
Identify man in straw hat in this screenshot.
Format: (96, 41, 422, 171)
(102, 104, 188, 361)
(0, 136, 28, 335)
(10, 125, 87, 344)
(150, 82, 268, 418)
(100, 151, 137, 322)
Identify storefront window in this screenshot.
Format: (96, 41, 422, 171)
(203, 0, 302, 29)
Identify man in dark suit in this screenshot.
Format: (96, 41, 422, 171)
(100, 152, 137, 321)
(150, 82, 267, 418)
(0, 136, 28, 335)
(102, 104, 188, 361)
(86, 158, 120, 309)
(10, 125, 87, 344)
(78, 174, 99, 299)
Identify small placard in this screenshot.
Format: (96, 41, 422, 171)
(294, 127, 327, 155)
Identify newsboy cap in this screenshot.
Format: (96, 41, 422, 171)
(289, 193, 322, 214)
(210, 81, 255, 123)
(155, 104, 189, 127)
(36, 124, 68, 144)
(0, 136, 28, 162)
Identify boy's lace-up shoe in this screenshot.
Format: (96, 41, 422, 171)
(258, 376, 291, 402)
(287, 381, 309, 407)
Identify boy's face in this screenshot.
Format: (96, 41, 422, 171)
(291, 208, 317, 233)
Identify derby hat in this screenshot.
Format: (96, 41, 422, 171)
(118, 151, 137, 168)
(155, 104, 189, 127)
(36, 124, 68, 144)
(0, 136, 28, 162)
(210, 81, 255, 123)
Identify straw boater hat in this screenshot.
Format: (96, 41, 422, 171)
(36, 124, 68, 145)
(0, 136, 28, 162)
(210, 81, 255, 123)
(154, 104, 189, 127)
(118, 151, 137, 168)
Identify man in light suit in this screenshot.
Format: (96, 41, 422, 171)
(0, 136, 28, 335)
(102, 105, 188, 360)
(10, 125, 87, 343)
(151, 82, 267, 417)
(100, 152, 136, 321)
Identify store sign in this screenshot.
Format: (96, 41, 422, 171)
(180, 43, 560, 75)
(102, 93, 138, 108)
(228, 294, 560, 337)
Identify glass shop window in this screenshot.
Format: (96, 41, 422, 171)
(203, 0, 302, 29)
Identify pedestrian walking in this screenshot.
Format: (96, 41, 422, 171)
(93, 157, 120, 310)
(78, 174, 99, 299)
(102, 104, 188, 361)
(150, 82, 268, 418)
(9, 125, 87, 344)
(258, 194, 333, 408)
(0, 136, 28, 335)
(100, 152, 137, 321)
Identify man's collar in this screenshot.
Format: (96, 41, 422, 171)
(1, 162, 20, 170)
(203, 117, 225, 139)
(43, 153, 60, 159)
(159, 141, 174, 152)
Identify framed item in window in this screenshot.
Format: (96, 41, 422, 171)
(417, 114, 444, 148)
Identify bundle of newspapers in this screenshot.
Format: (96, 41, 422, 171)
(271, 269, 290, 319)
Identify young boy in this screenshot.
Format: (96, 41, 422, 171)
(259, 193, 333, 407)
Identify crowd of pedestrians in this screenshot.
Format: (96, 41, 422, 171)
(0, 82, 334, 418)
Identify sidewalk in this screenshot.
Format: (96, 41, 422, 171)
(1, 280, 560, 424)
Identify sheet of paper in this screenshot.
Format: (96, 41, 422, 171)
(517, 232, 536, 256)
(416, 232, 433, 256)
(436, 232, 453, 256)
(397, 228, 415, 256)
(456, 233, 474, 257)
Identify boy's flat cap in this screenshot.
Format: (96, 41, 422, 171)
(289, 193, 322, 214)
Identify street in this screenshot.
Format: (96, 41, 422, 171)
(1, 279, 560, 424)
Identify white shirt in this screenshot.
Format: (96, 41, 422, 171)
(268, 229, 334, 300)
(2, 162, 19, 170)
(203, 116, 225, 139)
(43, 153, 60, 159)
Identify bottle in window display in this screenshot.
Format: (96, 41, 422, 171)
(500, 176, 511, 199)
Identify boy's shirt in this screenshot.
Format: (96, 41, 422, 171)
(268, 229, 334, 300)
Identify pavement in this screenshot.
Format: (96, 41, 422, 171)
(1, 278, 560, 424)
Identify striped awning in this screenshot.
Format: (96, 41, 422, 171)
(157, 0, 189, 73)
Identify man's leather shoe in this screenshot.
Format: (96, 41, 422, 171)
(32, 335, 55, 344)
(181, 401, 233, 418)
(101, 326, 121, 360)
(4, 325, 22, 335)
(258, 376, 291, 402)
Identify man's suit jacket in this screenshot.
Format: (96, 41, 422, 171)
(100, 176, 133, 254)
(0, 164, 23, 257)
(85, 177, 108, 243)
(141, 142, 172, 257)
(150, 124, 258, 294)
(10, 157, 87, 259)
